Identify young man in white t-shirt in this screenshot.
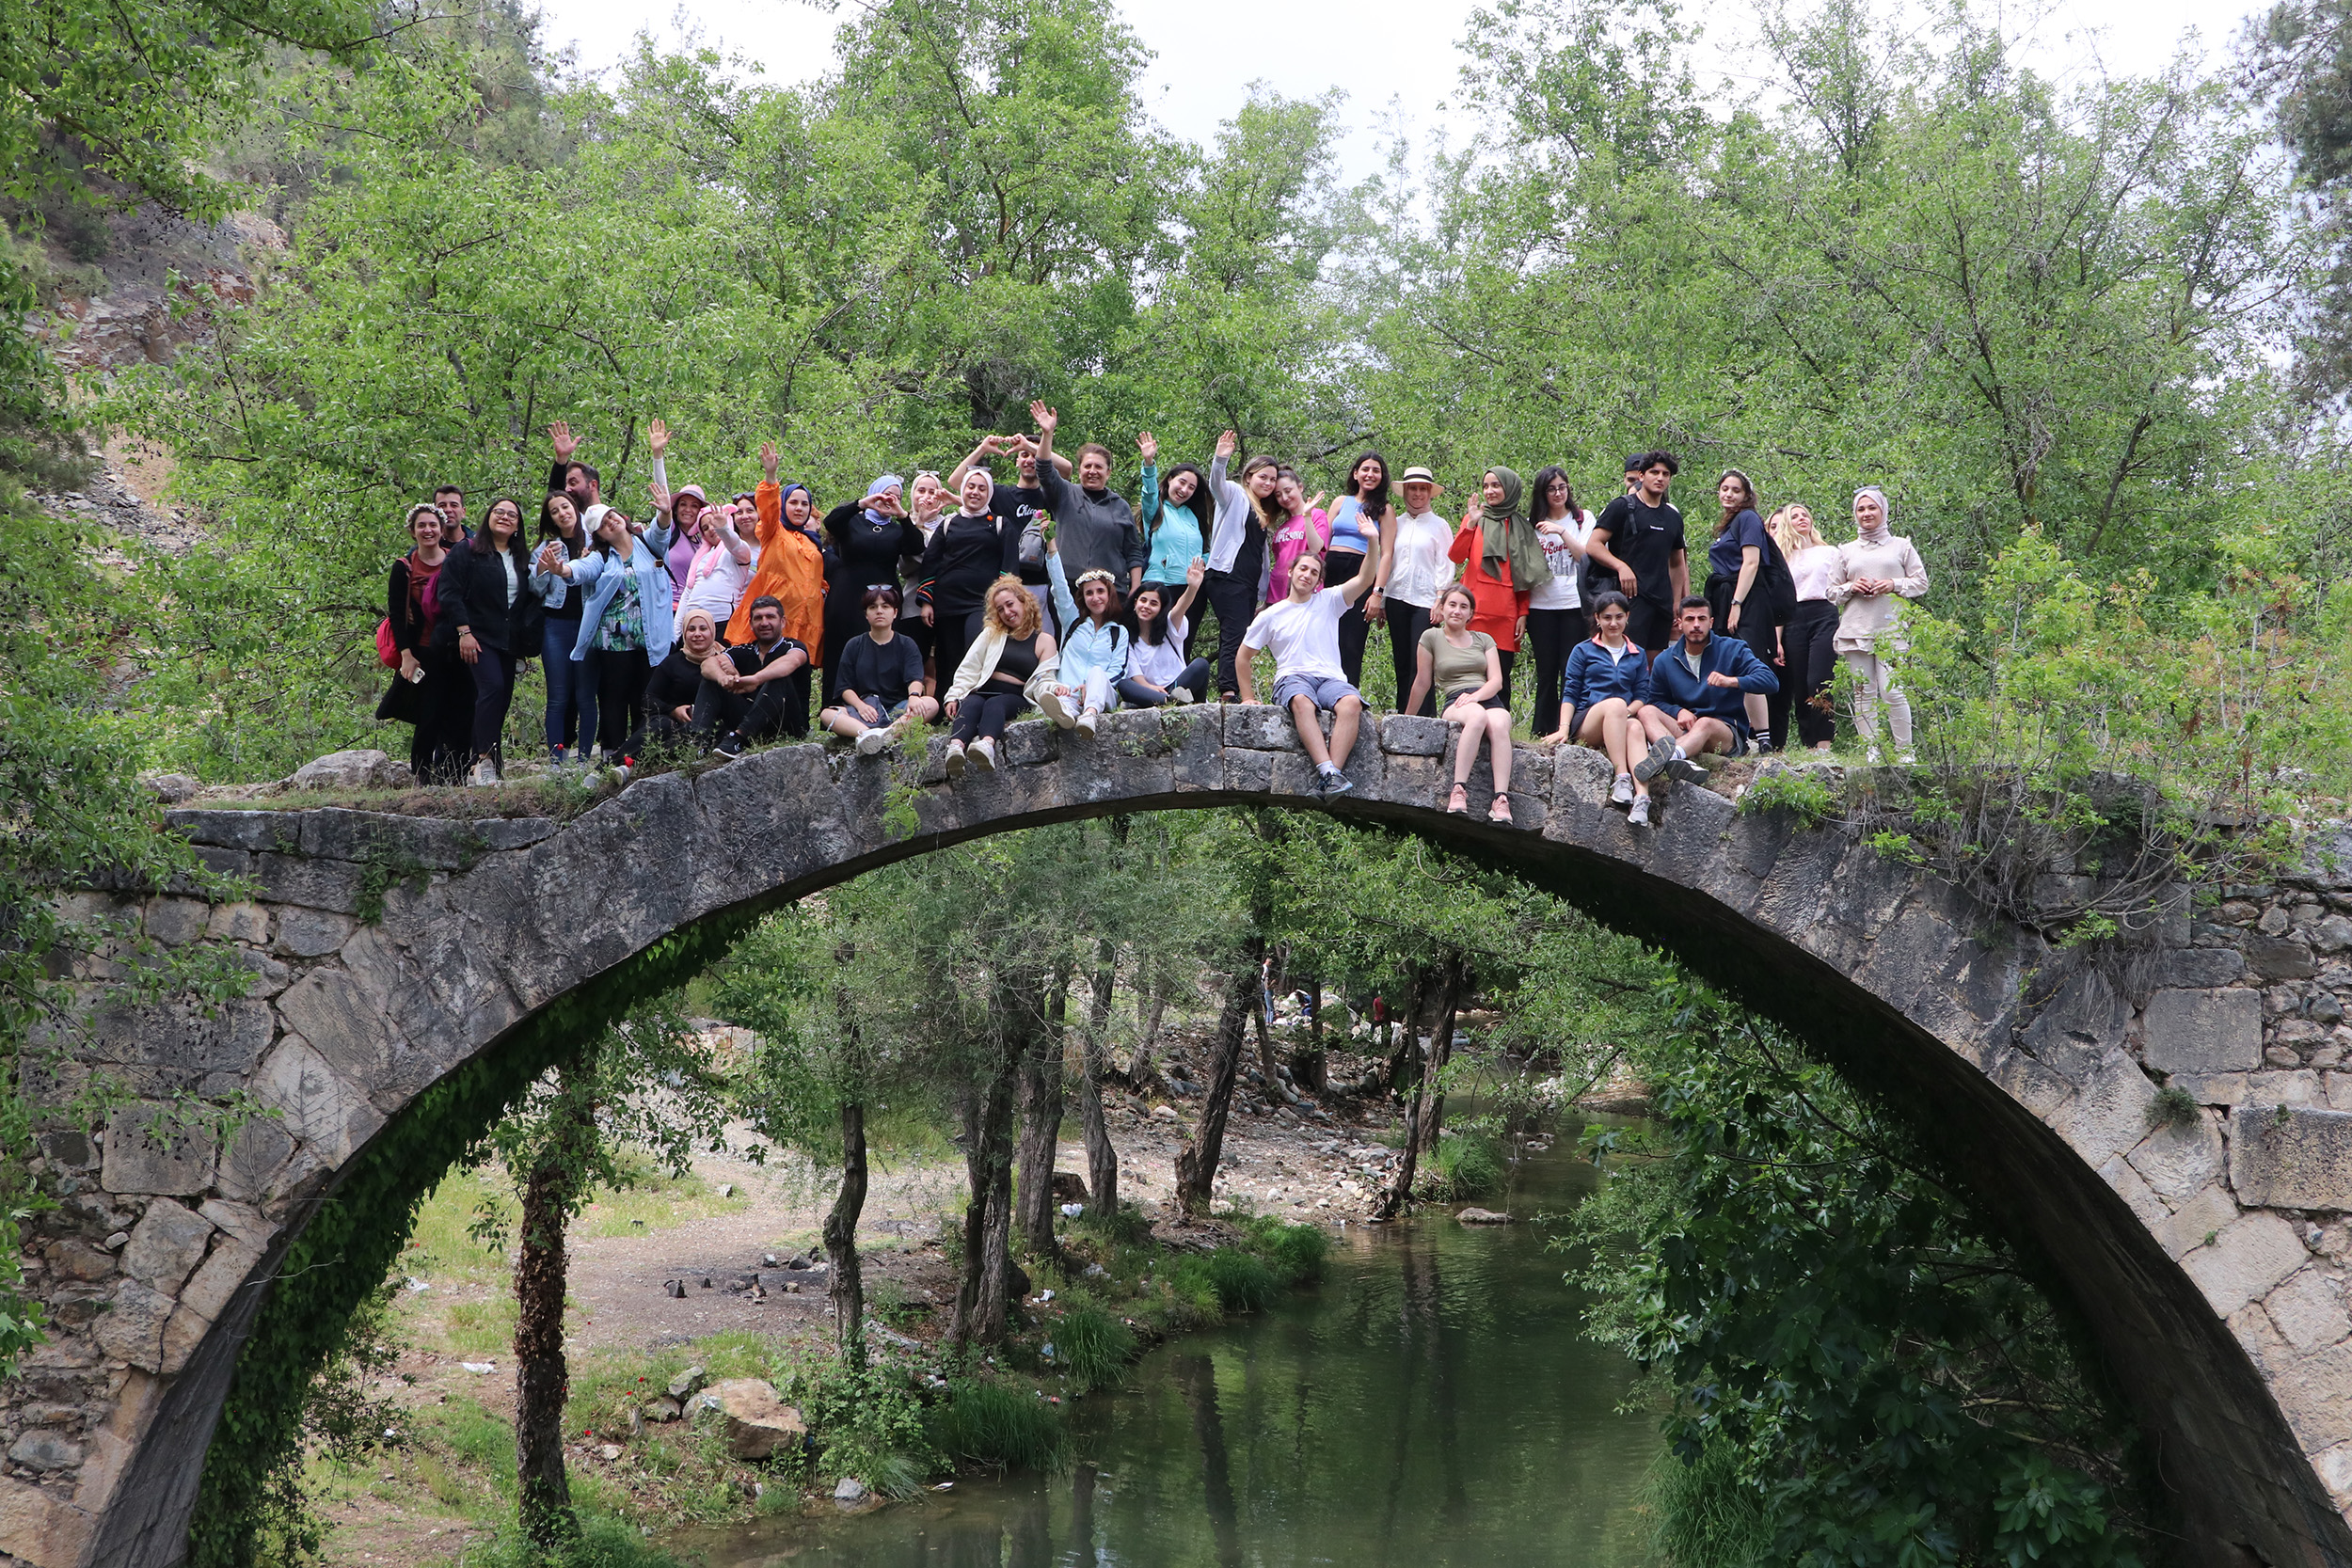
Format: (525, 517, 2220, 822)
(1237, 550, 1382, 795)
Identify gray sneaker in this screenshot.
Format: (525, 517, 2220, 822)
(1609, 774, 1634, 807)
(1075, 709, 1100, 736)
(944, 740, 967, 779)
(1319, 764, 1354, 797)
(1039, 688, 1073, 727)
(970, 737, 998, 772)
(1628, 793, 1653, 828)
(1168, 686, 1196, 705)
(1633, 734, 1677, 784)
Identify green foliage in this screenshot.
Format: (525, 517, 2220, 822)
(1574, 987, 2153, 1564)
(1045, 1297, 1136, 1393)
(1244, 1215, 1330, 1286)
(1645, 1430, 1773, 1568)
(923, 1380, 1070, 1473)
(1200, 1248, 1281, 1315)
(1738, 767, 1839, 829)
(776, 1354, 938, 1497)
(2150, 1085, 2202, 1132)
(456, 1512, 694, 1568)
(1421, 1132, 1505, 1200)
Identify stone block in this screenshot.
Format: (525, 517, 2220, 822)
(2249, 1069, 2325, 1104)
(2175, 1071, 2249, 1105)
(2267, 1339, 2352, 1457)
(2265, 1266, 2351, 1351)
(164, 809, 283, 852)
(214, 1116, 294, 1205)
(43, 1239, 113, 1282)
(2231, 1103, 2352, 1210)
(2124, 1116, 2225, 1206)
(2141, 987, 2262, 1074)
(205, 901, 271, 944)
(252, 852, 364, 914)
(2320, 915, 2352, 954)
(92, 1280, 175, 1370)
(2098, 1155, 2169, 1230)
(1166, 707, 1225, 792)
(198, 1198, 275, 1251)
(1223, 748, 1274, 795)
(275, 968, 392, 1084)
(160, 1303, 212, 1375)
(193, 846, 253, 880)
(1000, 718, 1060, 768)
(1378, 714, 1450, 757)
(121, 1202, 214, 1292)
(8, 1432, 80, 1473)
(2183, 1212, 2308, 1315)
(143, 896, 209, 946)
(2248, 937, 2318, 982)
(2158, 948, 2247, 988)
(1227, 704, 1302, 751)
(2155, 1183, 2241, 1259)
(2058, 1052, 2160, 1164)
(0, 1474, 96, 1568)
(284, 748, 403, 791)
(274, 907, 355, 958)
(176, 1238, 264, 1324)
(253, 1037, 380, 1159)
(101, 1102, 215, 1196)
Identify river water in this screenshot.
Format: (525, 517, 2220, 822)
(677, 1132, 1663, 1566)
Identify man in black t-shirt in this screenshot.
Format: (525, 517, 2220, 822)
(698, 596, 811, 757)
(1586, 451, 1690, 656)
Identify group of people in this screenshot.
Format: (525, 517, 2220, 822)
(378, 412, 1927, 827)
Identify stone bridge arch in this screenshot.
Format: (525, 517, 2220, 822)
(8, 703, 2352, 1568)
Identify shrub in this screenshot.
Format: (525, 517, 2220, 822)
(1245, 1217, 1328, 1285)
(1423, 1133, 1503, 1199)
(924, 1380, 1069, 1472)
(1160, 1258, 1227, 1327)
(1738, 765, 1838, 827)
(775, 1354, 935, 1496)
(1203, 1248, 1279, 1313)
(1049, 1298, 1137, 1392)
(459, 1512, 698, 1567)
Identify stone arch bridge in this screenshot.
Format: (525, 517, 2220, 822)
(8, 704, 2352, 1568)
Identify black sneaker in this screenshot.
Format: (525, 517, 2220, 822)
(712, 733, 744, 759)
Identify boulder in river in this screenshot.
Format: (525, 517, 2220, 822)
(695, 1378, 808, 1459)
(1455, 1208, 1513, 1226)
(834, 1476, 870, 1505)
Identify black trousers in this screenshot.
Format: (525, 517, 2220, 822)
(933, 607, 983, 705)
(1328, 549, 1371, 687)
(1527, 607, 1586, 736)
(469, 645, 518, 762)
(1204, 568, 1259, 700)
(1781, 599, 1840, 748)
(951, 688, 1028, 743)
(692, 673, 806, 744)
(1386, 599, 1437, 716)
(596, 646, 653, 760)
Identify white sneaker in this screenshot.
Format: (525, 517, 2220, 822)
(1075, 709, 1100, 735)
(856, 727, 888, 756)
(945, 740, 967, 779)
(1628, 793, 1653, 828)
(1609, 774, 1634, 807)
(1039, 688, 1073, 727)
(468, 759, 499, 788)
(970, 737, 998, 772)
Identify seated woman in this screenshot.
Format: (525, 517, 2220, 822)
(1118, 558, 1211, 708)
(1544, 590, 1658, 826)
(646, 610, 723, 749)
(941, 575, 1058, 777)
(1041, 536, 1130, 734)
(822, 588, 941, 755)
(1404, 583, 1515, 823)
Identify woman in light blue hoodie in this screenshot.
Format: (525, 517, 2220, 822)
(1041, 536, 1132, 734)
(542, 502, 675, 766)
(1136, 430, 1208, 658)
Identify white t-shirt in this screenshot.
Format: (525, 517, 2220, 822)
(1242, 586, 1347, 681)
(1126, 613, 1191, 688)
(1531, 511, 1595, 610)
(1789, 543, 1841, 602)
(1386, 511, 1456, 608)
(675, 544, 753, 639)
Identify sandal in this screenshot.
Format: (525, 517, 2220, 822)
(1445, 783, 1470, 815)
(1488, 795, 1514, 825)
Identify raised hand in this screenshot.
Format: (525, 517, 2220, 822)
(649, 480, 672, 515)
(1215, 429, 1237, 459)
(1186, 556, 1205, 586)
(1028, 400, 1058, 435)
(1460, 500, 1485, 530)
(759, 442, 779, 483)
(1305, 490, 1327, 514)
(647, 417, 669, 458)
(548, 421, 578, 461)
(1136, 430, 1157, 462)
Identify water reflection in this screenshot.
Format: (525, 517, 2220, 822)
(672, 1134, 1661, 1567)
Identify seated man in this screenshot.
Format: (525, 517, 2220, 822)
(1635, 594, 1780, 787)
(1236, 548, 1382, 797)
(698, 595, 811, 757)
(647, 610, 724, 749)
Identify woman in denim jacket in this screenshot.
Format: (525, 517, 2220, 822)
(541, 502, 675, 766)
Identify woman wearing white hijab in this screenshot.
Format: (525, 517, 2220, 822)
(1829, 485, 1929, 764)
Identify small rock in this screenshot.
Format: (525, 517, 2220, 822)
(834, 1476, 870, 1505)
(283, 748, 406, 792)
(664, 1279, 686, 1299)
(701, 1277, 713, 1289)
(668, 1366, 706, 1401)
(103, 1230, 128, 1251)
(462, 1362, 497, 1374)
(643, 1397, 683, 1422)
(1152, 1105, 1179, 1121)
(717, 1183, 734, 1197)
(596, 1444, 623, 1462)
(762, 1252, 780, 1267)
(1084, 1263, 1106, 1277)
(696, 1378, 807, 1460)
(1455, 1208, 1513, 1226)
(140, 772, 200, 803)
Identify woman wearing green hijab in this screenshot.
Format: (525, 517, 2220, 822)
(1447, 466, 1544, 707)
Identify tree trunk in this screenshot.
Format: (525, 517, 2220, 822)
(1379, 958, 1460, 1218)
(1416, 956, 1467, 1161)
(1075, 936, 1120, 1219)
(514, 1072, 593, 1547)
(825, 1099, 867, 1365)
(1014, 964, 1068, 1261)
(1295, 975, 1327, 1094)
(1175, 933, 1263, 1214)
(1383, 963, 1425, 1095)
(1254, 1001, 1302, 1106)
(952, 1037, 1020, 1349)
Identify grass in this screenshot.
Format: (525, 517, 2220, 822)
(1422, 1132, 1505, 1200)
(442, 1295, 519, 1355)
(1044, 1297, 1136, 1393)
(1646, 1433, 1772, 1568)
(924, 1380, 1069, 1472)
(457, 1512, 699, 1567)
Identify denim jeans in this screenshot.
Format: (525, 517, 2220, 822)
(542, 617, 597, 754)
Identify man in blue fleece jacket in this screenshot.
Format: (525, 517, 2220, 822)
(1636, 595, 1780, 785)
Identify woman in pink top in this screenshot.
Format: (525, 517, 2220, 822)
(1262, 468, 1330, 606)
(1829, 486, 1930, 763)
(1771, 502, 1844, 752)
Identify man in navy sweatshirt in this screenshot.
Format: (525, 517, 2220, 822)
(1636, 595, 1780, 785)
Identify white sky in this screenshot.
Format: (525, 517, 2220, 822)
(538, 0, 2244, 183)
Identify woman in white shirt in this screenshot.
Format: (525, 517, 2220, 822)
(1523, 465, 1595, 741)
(1370, 465, 1456, 716)
(1771, 503, 1843, 752)
(1119, 558, 1212, 706)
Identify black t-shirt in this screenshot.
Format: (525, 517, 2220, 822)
(991, 483, 1050, 584)
(646, 647, 706, 717)
(725, 637, 808, 679)
(834, 630, 924, 703)
(1591, 495, 1686, 608)
(918, 510, 1023, 617)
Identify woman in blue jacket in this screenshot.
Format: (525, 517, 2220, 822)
(543, 502, 675, 767)
(1136, 430, 1207, 657)
(1544, 591, 1661, 825)
(1041, 535, 1131, 734)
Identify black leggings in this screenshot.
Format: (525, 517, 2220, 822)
(1204, 568, 1258, 701)
(951, 687, 1028, 743)
(1386, 600, 1437, 716)
(1781, 599, 1840, 748)
(469, 646, 518, 762)
(596, 647, 653, 760)
(1328, 550, 1371, 687)
(1526, 607, 1586, 735)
